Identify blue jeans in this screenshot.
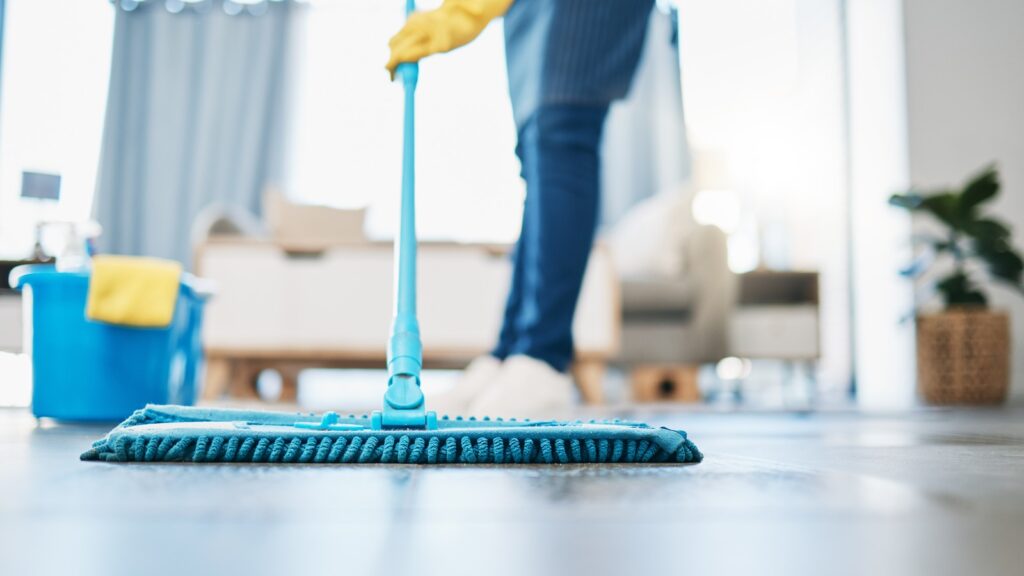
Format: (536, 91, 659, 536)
(491, 104, 610, 372)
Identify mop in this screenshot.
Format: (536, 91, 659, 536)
(81, 1, 702, 465)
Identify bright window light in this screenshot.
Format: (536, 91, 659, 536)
(0, 0, 114, 258)
(727, 232, 759, 274)
(678, 0, 850, 392)
(287, 1, 524, 244)
(691, 189, 741, 233)
(716, 356, 752, 380)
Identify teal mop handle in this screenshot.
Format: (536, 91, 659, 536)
(379, 0, 435, 429)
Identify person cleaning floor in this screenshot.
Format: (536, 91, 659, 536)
(387, 0, 653, 418)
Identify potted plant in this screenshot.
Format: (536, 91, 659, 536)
(890, 165, 1023, 404)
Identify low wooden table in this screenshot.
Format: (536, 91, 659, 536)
(203, 347, 609, 405)
(196, 239, 620, 405)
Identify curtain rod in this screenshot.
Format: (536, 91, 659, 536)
(113, 0, 306, 16)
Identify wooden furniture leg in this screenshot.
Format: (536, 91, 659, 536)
(278, 363, 301, 403)
(572, 360, 606, 405)
(227, 359, 261, 399)
(631, 364, 701, 403)
(202, 357, 232, 401)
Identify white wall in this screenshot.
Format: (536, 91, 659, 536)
(902, 0, 1024, 399)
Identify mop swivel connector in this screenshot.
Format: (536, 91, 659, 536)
(373, 374, 437, 430)
(376, 324, 436, 430)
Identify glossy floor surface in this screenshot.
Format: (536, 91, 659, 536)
(2, 406, 1023, 575)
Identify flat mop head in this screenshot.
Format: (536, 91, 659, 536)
(82, 405, 702, 465)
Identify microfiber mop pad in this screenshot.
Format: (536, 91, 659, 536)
(81, 405, 702, 464)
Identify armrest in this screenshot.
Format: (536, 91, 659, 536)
(685, 224, 737, 361)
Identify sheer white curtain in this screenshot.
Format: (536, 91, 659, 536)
(94, 2, 297, 266)
(601, 6, 691, 227)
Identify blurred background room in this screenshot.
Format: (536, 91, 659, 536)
(2, 0, 1021, 413)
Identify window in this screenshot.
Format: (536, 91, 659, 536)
(676, 0, 851, 393)
(0, 0, 114, 258)
(287, 0, 524, 244)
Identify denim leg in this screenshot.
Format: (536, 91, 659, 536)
(491, 197, 530, 360)
(491, 136, 534, 360)
(506, 104, 609, 372)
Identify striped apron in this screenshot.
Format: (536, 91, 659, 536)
(503, 0, 655, 128)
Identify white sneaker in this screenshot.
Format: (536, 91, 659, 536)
(466, 355, 575, 420)
(427, 355, 502, 416)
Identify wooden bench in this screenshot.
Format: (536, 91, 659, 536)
(196, 239, 620, 404)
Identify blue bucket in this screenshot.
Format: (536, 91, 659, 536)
(11, 265, 209, 421)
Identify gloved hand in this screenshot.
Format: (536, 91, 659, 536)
(386, 0, 514, 77)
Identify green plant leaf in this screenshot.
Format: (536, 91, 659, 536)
(899, 251, 933, 278)
(936, 272, 969, 293)
(935, 272, 988, 308)
(892, 165, 1023, 310)
(953, 290, 988, 306)
(976, 243, 1024, 286)
(889, 193, 923, 210)
(965, 218, 1011, 243)
(920, 193, 963, 230)
(959, 165, 1000, 216)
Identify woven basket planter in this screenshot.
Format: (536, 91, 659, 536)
(916, 309, 1010, 405)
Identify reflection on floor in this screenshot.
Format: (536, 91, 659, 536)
(2, 406, 1023, 575)
(289, 365, 832, 412)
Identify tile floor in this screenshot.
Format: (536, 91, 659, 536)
(2, 405, 1023, 575)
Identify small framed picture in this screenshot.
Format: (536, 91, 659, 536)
(21, 171, 61, 201)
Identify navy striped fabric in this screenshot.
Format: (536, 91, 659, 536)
(504, 0, 654, 128)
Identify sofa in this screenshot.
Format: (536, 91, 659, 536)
(605, 191, 737, 401)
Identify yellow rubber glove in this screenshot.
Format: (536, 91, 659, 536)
(386, 0, 514, 77)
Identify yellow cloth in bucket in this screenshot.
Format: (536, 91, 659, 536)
(86, 255, 183, 328)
